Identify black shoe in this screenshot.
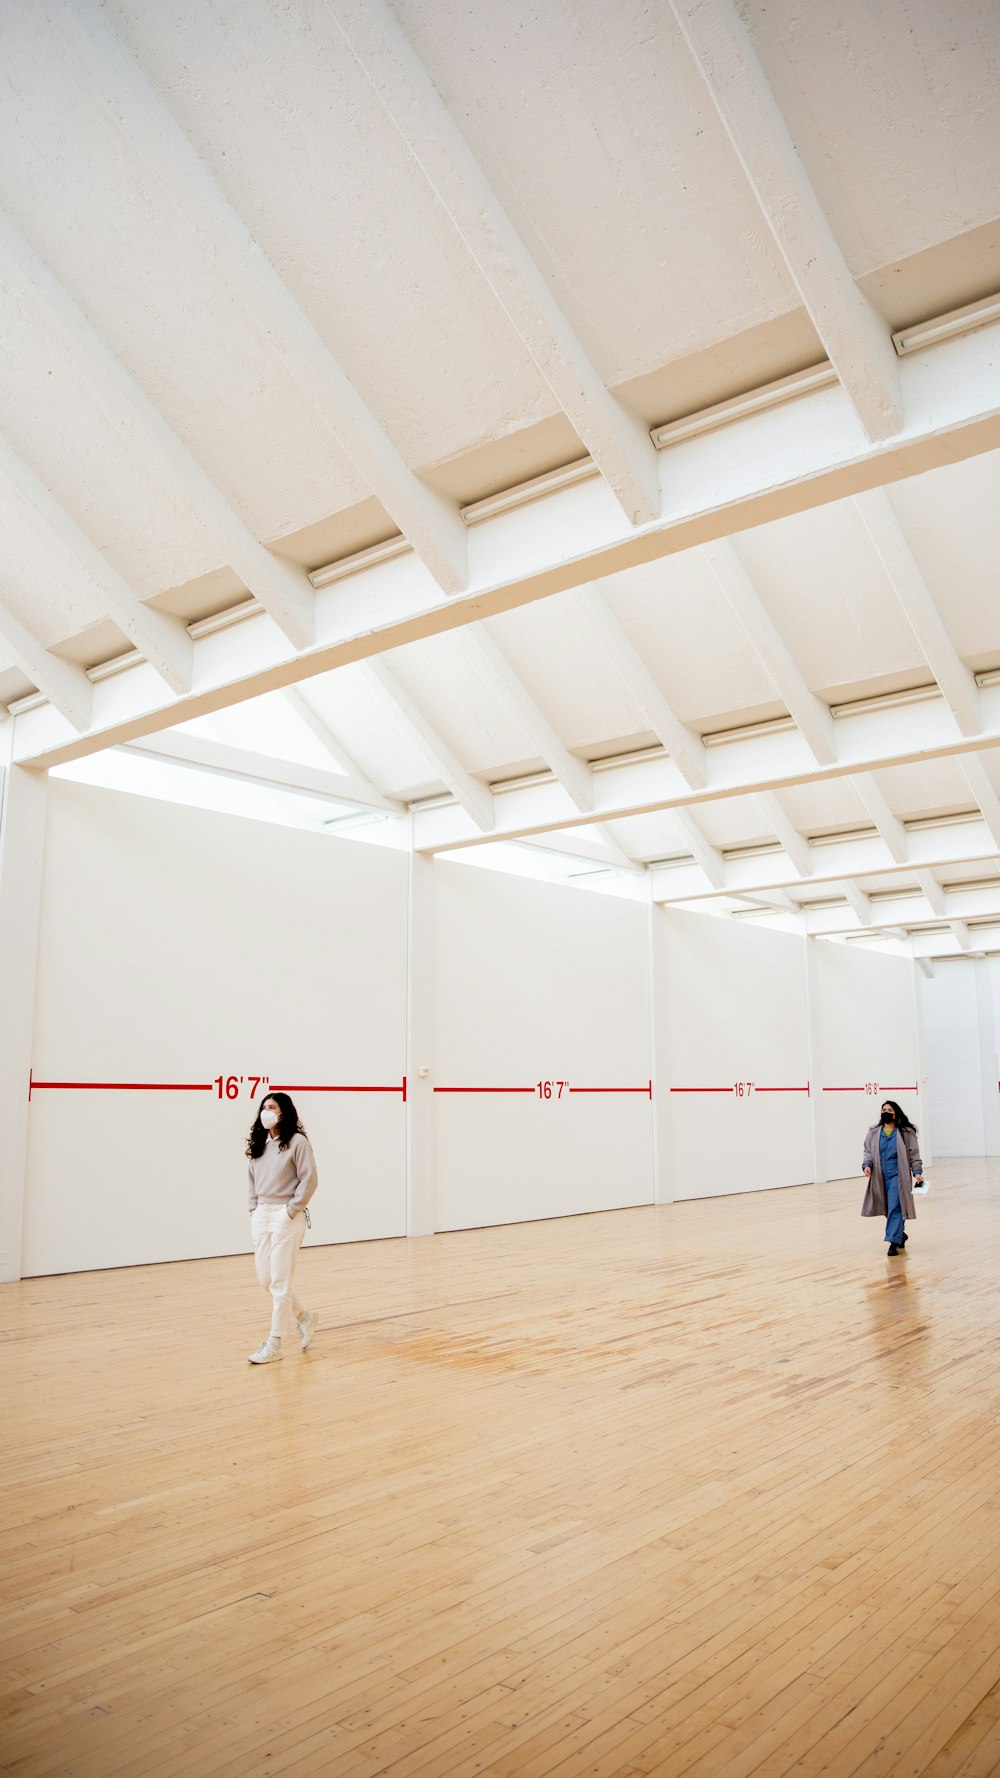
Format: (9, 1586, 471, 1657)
(887, 1243, 899, 1256)
(900, 1233, 908, 1246)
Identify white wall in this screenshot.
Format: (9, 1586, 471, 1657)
(23, 781, 408, 1275)
(922, 958, 1000, 1156)
(811, 941, 922, 1181)
(654, 910, 813, 1200)
(432, 864, 653, 1230)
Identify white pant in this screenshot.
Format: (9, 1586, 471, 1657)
(251, 1202, 307, 1339)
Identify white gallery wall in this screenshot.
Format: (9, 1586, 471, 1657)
(22, 780, 408, 1275)
(11, 779, 935, 1276)
(432, 863, 654, 1230)
(653, 909, 813, 1201)
(921, 959, 1000, 1157)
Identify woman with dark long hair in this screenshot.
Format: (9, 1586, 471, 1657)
(245, 1092, 319, 1363)
(861, 1098, 923, 1256)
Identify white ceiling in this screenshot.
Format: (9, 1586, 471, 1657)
(3, 0, 1000, 963)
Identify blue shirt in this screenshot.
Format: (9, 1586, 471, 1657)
(879, 1127, 899, 1183)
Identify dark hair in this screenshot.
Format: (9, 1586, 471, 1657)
(245, 1092, 306, 1158)
(879, 1098, 917, 1133)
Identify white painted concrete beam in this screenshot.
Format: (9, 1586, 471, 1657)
(465, 626, 594, 812)
(841, 880, 873, 925)
(123, 731, 405, 811)
(0, 602, 92, 731)
(701, 539, 837, 764)
(10, 316, 1000, 769)
(755, 790, 812, 875)
(280, 687, 399, 811)
(852, 772, 909, 863)
(327, 0, 660, 526)
(567, 586, 707, 789)
(853, 489, 981, 737)
(669, 0, 902, 442)
(960, 754, 1000, 850)
(914, 869, 948, 917)
(40, 0, 468, 596)
(362, 659, 494, 831)
(670, 807, 727, 889)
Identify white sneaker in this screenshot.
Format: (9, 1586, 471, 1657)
(298, 1309, 318, 1351)
(248, 1340, 282, 1364)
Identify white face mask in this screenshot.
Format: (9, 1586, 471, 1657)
(260, 1109, 279, 1130)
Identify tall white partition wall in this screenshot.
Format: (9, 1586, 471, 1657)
(22, 781, 408, 1275)
(921, 959, 1000, 1156)
(432, 864, 653, 1230)
(810, 941, 922, 1182)
(653, 909, 813, 1200)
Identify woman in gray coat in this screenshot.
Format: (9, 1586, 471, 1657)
(862, 1099, 923, 1256)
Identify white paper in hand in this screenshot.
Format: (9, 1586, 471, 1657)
(913, 1179, 930, 1195)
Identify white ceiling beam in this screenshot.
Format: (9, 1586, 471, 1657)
(0, 603, 92, 731)
(0, 432, 193, 695)
(739, 887, 799, 914)
(668, 0, 901, 443)
(38, 0, 467, 597)
(670, 807, 727, 889)
(325, 0, 659, 526)
(123, 731, 404, 811)
(853, 489, 981, 738)
(280, 687, 399, 812)
(567, 587, 707, 789)
(0, 211, 317, 653)
(917, 958, 936, 979)
(464, 626, 594, 813)
(841, 880, 873, 926)
(701, 539, 837, 764)
(960, 755, 1000, 850)
(361, 659, 494, 831)
(950, 919, 974, 951)
(515, 830, 642, 874)
(913, 869, 948, 917)
(10, 314, 1000, 770)
(755, 790, 812, 875)
(851, 772, 909, 864)
(804, 883, 1000, 937)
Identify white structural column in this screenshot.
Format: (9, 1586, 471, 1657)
(405, 844, 436, 1236)
(852, 772, 909, 862)
(701, 539, 837, 764)
(0, 431, 193, 694)
(363, 659, 495, 831)
(755, 790, 812, 875)
(327, 0, 660, 526)
(38, 0, 468, 596)
(0, 750, 47, 1281)
(0, 603, 92, 730)
(568, 587, 707, 788)
(0, 215, 314, 654)
(803, 936, 826, 1182)
(669, 0, 902, 442)
(854, 490, 981, 737)
(465, 626, 594, 812)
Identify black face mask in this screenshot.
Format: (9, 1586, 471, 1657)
(882, 1114, 895, 1125)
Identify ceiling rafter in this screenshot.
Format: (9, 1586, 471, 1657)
(463, 625, 594, 813)
(913, 869, 948, 917)
(10, 311, 1000, 768)
(959, 755, 1000, 851)
(668, 0, 902, 443)
(516, 829, 642, 874)
(701, 539, 837, 764)
(0, 602, 92, 731)
(0, 428, 193, 695)
(567, 587, 707, 789)
(853, 489, 981, 738)
(754, 790, 812, 875)
(0, 212, 316, 655)
(950, 919, 973, 950)
(37, 0, 468, 597)
(841, 879, 873, 925)
(361, 658, 495, 831)
(325, 0, 659, 526)
(851, 772, 908, 863)
(802, 881, 1000, 939)
(670, 807, 726, 889)
(280, 687, 398, 812)
(122, 731, 405, 811)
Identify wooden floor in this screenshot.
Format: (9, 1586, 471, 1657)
(4, 1163, 1000, 1778)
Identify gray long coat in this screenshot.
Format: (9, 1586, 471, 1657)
(861, 1122, 922, 1219)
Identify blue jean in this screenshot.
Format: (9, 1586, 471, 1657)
(884, 1171, 905, 1246)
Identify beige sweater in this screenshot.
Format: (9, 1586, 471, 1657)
(248, 1132, 318, 1212)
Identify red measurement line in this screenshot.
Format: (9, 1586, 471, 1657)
(29, 1078, 212, 1098)
(572, 1084, 653, 1097)
(755, 1086, 811, 1095)
(433, 1086, 536, 1094)
(270, 1083, 406, 1096)
(670, 1087, 734, 1094)
(880, 1086, 918, 1093)
(823, 1087, 865, 1093)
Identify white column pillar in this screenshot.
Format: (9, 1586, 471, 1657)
(0, 741, 48, 1282)
(803, 934, 827, 1183)
(648, 895, 673, 1204)
(404, 842, 435, 1235)
(975, 958, 1000, 1159)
